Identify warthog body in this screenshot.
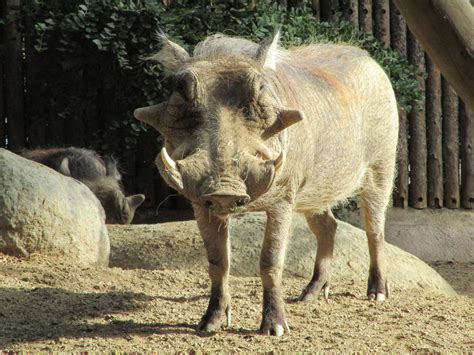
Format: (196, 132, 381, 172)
(22, 147, 145, 224)
(135, 33, 398, 335)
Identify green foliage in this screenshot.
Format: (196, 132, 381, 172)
(24, 0, 422, 159)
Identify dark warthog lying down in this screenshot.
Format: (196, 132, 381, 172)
(22, 147, 145, 224)
(135, 32, 398, 336)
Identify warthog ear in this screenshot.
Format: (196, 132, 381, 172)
(126, 194, 145, 210)
(58, 157, 71, 176)
(256, 30, 283, 70)
(148, 33, 190, 75)
(105, 157, 121, 180)
(262, 109, 305, 140)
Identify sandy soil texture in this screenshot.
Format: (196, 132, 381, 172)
(0, 252, 472, 352)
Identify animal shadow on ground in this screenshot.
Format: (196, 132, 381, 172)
(0, 287, 198, 347)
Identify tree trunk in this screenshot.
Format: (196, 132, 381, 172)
(394, 0, 474, 110)
(341, 0, 359, 28)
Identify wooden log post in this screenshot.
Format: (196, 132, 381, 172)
(0, 48, 5, 149)
(460, 101, 474, 209)
(426, 56, 443, 208)
(0, 2, 5, 148)
(358, 0, 372, 34)
(390, 0, 408, 208)
(311, 0, 321, 20)
(4, 0, 25, 151)
(341, 0, 359, 28)
(394, 0, 474, 110)
(407, 31, 427, 209)
(442, 78, 460, 209)
(374, 0, 390, 46)
(320, 0, 339, 22)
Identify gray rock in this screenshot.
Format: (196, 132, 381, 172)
(0, 148, 109, 266)
(109, 212, 455, 296)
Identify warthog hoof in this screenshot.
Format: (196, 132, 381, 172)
(367, 276, 390, 301)
(197, 304, 231, 332)
(260, 316, 290, 337)
(299, 280, 330, 302)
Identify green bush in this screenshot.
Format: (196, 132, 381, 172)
(23, 0, 422, 179)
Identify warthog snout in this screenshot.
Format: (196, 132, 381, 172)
(201, 192, 250, 215)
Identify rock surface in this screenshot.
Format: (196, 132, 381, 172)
(0, 148, 109, 266)
(109, 212, 455, 296)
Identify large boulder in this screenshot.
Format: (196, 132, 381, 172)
(0, 149, 109, 266)
(109, 213, 455, 296)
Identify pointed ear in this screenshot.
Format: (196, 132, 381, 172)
(256, 31, 282, 70)
(148, 33, 190, 75)
(105, 157, 121, 180)
(58, 157, 71, 176)
(262, 109, 305, 140)
(126, 194, 145, 210)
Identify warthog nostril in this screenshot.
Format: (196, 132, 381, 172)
(201, 193, 250, 212)
(233, 196, 250, 208)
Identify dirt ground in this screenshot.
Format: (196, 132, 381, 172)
(0, 251, 473, 352)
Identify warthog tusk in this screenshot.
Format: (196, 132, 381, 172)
(257, 143, 273, 160)
(274, 151, 285, 171)
(161, 147, 177, 171)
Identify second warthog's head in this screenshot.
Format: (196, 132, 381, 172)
(135, 33, 303, 217)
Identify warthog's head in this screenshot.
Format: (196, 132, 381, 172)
(135, 33, 303, 217)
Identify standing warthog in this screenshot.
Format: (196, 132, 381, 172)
(134, 32, 398, 336)
(21, 147, 145, 224)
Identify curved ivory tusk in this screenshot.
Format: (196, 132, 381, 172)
(256, 143, 273, 160)
(274, 150, 285, 171)
(161, 147, 177, 171)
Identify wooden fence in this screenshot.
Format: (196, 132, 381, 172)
(1, 0, 473, 213)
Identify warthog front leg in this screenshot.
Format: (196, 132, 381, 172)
(299, 210, 337, 301)
(360, 160, 395, 301)
(260, 203, 293, 336)
(194, 205, 231, 332)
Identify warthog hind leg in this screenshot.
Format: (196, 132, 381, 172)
(360, 159, 395, 301)
(260, 203, 293, 336)
(299, 210, 337, 302)
(194, 205, 231, 332)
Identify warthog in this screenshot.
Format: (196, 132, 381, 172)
(134, 32, 398, 336)
(22, 147, 145, 224)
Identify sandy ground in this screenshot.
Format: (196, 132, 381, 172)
(0, 250, 472, 352)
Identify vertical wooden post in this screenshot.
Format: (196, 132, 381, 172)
(358, 0, 372, 34)
(0, 1, 5, 148)
(426, 56, 443, 208)
(4, 0, 25, 151)
(374, 0, 390, 46)
(320, 0, 339, 22)
(311, 0, 321, 20)
(390, 0, 408, 207)
(341, 0, 359, 28)
(407, 31, 427, 209)
(442, 78, 460, 209)
(0, 49, 5, 149)
(460, 101, 474, 209)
